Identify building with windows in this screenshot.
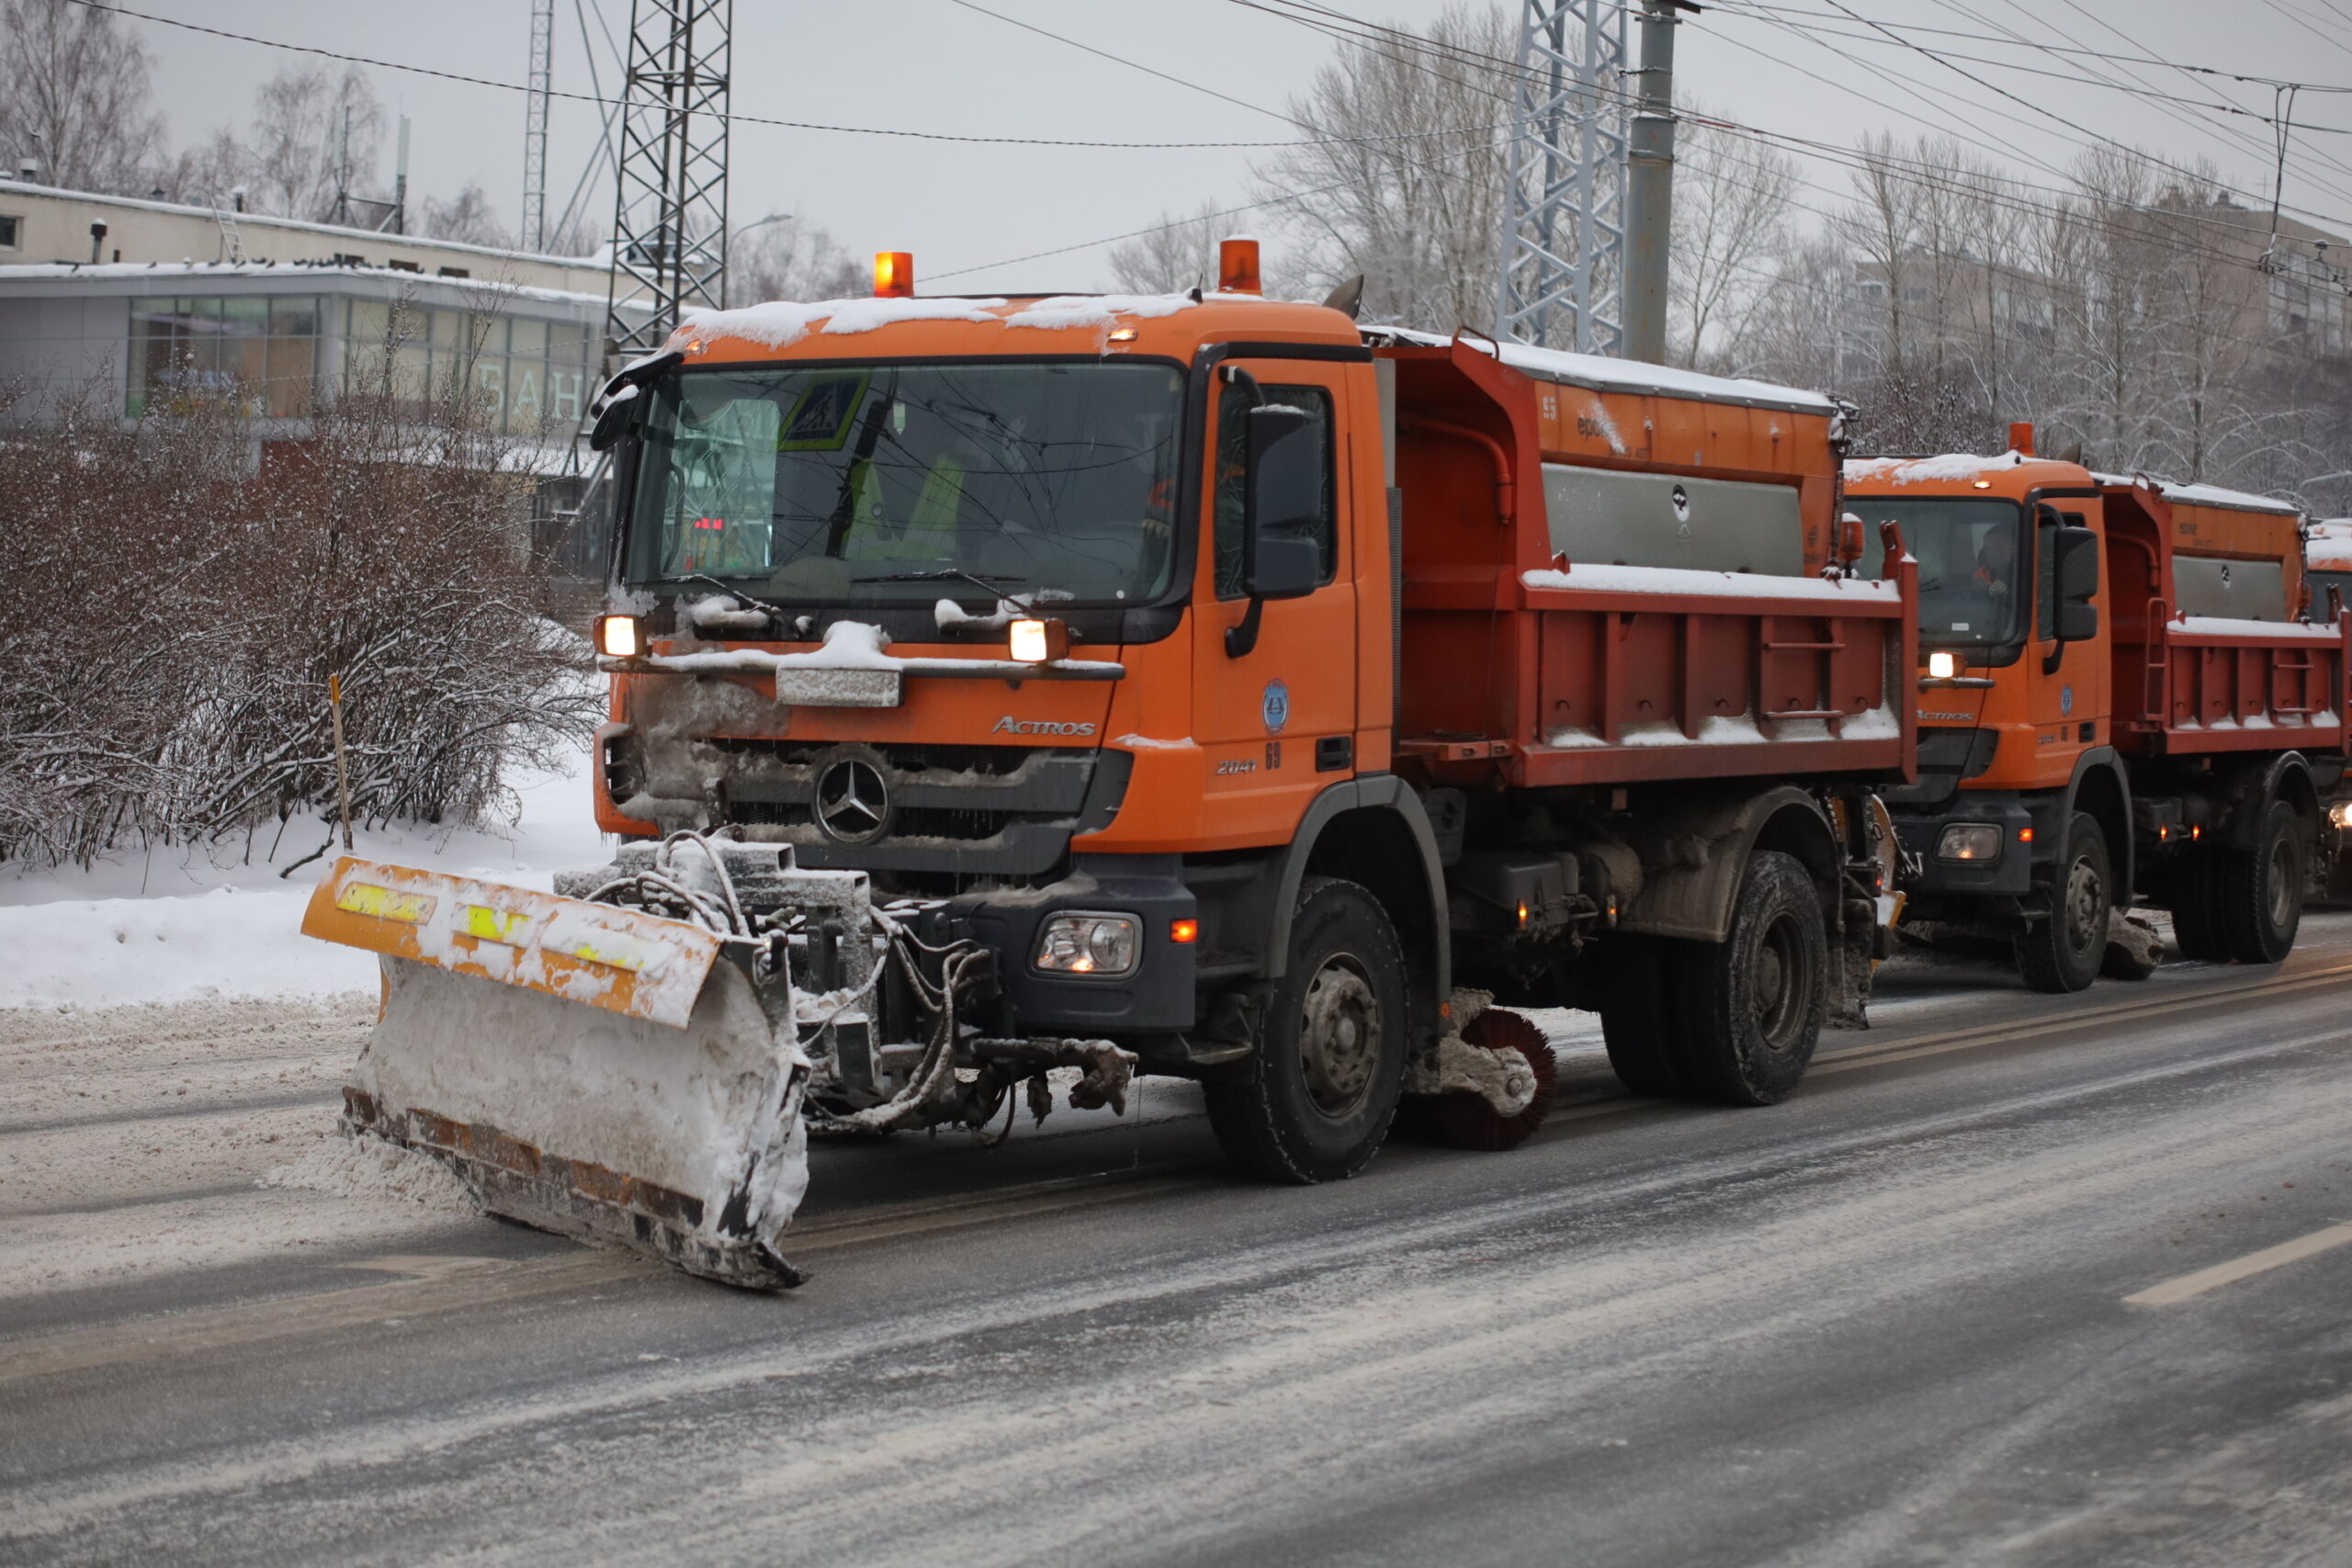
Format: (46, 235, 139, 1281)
(0, 260, 628, 447)
(0, 177, 646, 450)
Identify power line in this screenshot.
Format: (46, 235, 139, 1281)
(56, 0, 1501, 155)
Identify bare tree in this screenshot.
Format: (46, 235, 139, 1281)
(1250, 2, 1511, 330)
(240, 63, 386, 222)
(1668, 111, 1796, 368)
(1106, 203, 1231, 295)
(729, 215, 865, 304)
(421, 182, 511, 248)
(0, 0, 164, 194)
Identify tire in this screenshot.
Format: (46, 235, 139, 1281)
(1431, 1007, 1557, 1151)
(1598, 934, 1691, 1099)
(1204, 876, 1408, 1183)
(2219, 798, 2305, 964)
(2016, 812, 2109, 994)
(1673, 851, 1828, 1106)
(2166, 849, 2229, 962)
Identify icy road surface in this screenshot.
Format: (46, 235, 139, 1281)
(4, 923, 2351, 1566)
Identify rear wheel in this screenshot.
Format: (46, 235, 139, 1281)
(2016, 812, 2109, 994)
(1673, 852, 1827, 1106)
(2219, 799, 2305, 964)
(1599, 934, 1690, 1099)
(1204, 877, 1407, 1183)
(2166, 848, 2229, 961)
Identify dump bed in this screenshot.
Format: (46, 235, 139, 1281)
(2096, 473, 2350, 757)
(1376, 332, 1915, 788)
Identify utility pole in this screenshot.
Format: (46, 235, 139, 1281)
(523, 0, 554, 251)
(1623, 0, 1699, 366)
(605, 0, 731, 365)
(1493, 0, 1627, 355)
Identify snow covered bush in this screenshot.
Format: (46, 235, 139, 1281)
(0, 384, 600, 867)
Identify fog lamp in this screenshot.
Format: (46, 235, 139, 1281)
(1937, 823, 2002, 862)
(594, 614, 644, 659)
(1035, 912, 1139, 977)
(2329, 801, 2352, 829)
(1928, 651, 1958, 679)
(1009, 616, 1069, 663)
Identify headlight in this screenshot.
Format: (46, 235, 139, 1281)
(1008, 616, 1069, 664)
(1035, 912, 1139, 976)
(595, 614, 644, 659)
(1936, 823, 2002, 861)
(1927, 651, 1958, 679)
(2330, 801, 2352, 829)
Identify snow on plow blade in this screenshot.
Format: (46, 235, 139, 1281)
(302, 857, 811, 1289)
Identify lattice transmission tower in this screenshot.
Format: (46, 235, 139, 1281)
(1492, 0, 1628, 355)
(604, 0, 730, 363)
(521, 0, 554, 251)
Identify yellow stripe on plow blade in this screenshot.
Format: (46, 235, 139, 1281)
(300, 856, 723, 1030)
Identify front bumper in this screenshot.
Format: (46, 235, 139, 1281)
(1891, 795, 2038, 899)
(955, 854, 1199, 1036)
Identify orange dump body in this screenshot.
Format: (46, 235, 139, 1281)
(2101, 475, 2348, 758)
(1381, 336, 1914, 791)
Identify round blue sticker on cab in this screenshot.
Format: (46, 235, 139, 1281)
(1262, 679, 1290, 735)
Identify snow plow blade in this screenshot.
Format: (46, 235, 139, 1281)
(302, 857, 811, 1289)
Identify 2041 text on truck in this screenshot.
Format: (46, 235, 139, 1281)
(301, 245, 1920, 1289)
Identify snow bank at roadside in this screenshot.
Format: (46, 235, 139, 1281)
(0, 736, 610, 1011)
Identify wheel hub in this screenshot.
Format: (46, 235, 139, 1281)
(2064, 853, 2104, 956)
(1299, 958, 1381, 1117)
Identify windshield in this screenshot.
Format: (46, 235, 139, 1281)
(624, 361, 1186, 605)
(1850, 496, 2029, 648)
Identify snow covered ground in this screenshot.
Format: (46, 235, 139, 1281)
(0, 737, 613, 1012)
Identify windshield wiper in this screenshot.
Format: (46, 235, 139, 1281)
(855, 568, 1036, 610)
(658, 572, 788, 618)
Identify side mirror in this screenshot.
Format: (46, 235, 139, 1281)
(1243, 402, 1322, 600)
(2054, 525, 2098, 641)
(587, 349, 682, 451)
(588, 385, 640, 451)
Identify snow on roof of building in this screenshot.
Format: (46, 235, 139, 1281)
(1372, 324, 1837, 413)
(0, 259, 628, 310)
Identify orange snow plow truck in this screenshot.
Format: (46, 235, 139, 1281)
(1847, 434, 2348, 991)
(303, 244, 1917, 1288)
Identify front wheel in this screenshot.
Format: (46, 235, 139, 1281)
(1205, 877, 1408, 1183)
(2016, 812, 2109, 994)
(1673, 851, 1828, 1106)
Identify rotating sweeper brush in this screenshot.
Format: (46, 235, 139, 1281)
(300, 836, 1136, 1289)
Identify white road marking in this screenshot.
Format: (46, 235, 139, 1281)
(2123, 1222, 2352, 1306)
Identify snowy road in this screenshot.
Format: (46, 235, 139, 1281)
(4, 924, 2350, 1566)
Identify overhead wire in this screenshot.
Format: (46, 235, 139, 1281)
(54, 0, 1510, 154)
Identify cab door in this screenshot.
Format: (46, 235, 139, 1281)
(1190, 357, 1360, 847)
(2028, 496, 2109, 782)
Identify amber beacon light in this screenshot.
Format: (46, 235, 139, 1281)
(874, 251, 915, 299)
(1218, 236, 1261, 295)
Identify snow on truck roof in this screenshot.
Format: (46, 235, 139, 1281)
(2101, 476, 2302, 516)
(1844, 451, 2030, 485)
(674, 290, 1294, 351)
(1373, 325, 1836, 414)
(1845, 454, 2304, 518)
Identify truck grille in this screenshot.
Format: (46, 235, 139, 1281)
(700, 741, 1128, 877)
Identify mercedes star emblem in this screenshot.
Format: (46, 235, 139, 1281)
(813, 757, 891, 844)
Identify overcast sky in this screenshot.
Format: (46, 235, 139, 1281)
(131, 0, 2352, 294)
